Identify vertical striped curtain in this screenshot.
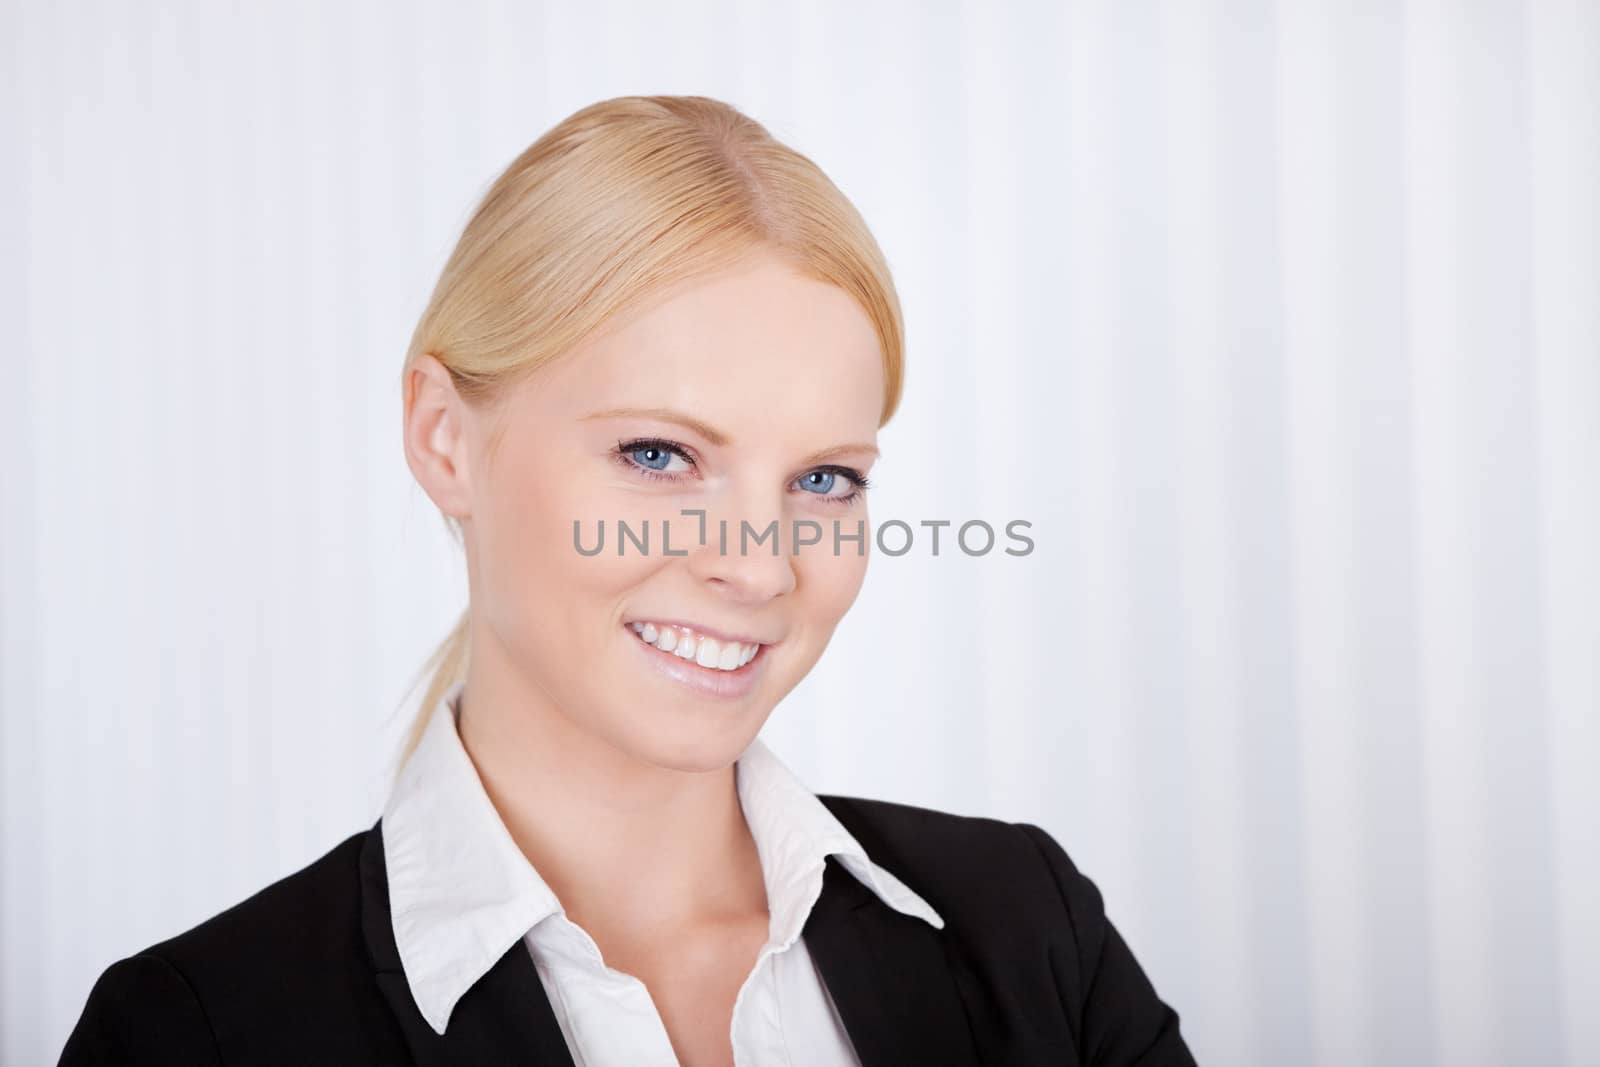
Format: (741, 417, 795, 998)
(2, 3, 1593, 1065)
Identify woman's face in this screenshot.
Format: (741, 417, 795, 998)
(412, 250, 885, 772)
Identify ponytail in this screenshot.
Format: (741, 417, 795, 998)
(389, 606, 470, 785)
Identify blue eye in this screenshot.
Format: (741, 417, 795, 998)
(613, 437, 870, 505)
(796, 466, 871, 504)
(799, 470, 837, 494)
(630, 444, 674, 471)
(618, 440, 694, 476)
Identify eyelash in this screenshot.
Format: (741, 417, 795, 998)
(613, 437, 872, 506)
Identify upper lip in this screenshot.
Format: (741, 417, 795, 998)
(624, 617, 779, 646)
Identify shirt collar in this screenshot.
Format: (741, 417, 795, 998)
(382, 679, 945, 1036)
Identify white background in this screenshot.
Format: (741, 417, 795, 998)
(3, 2, 1596, 1064)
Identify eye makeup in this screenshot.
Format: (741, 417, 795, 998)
(611, 436, 871, 506)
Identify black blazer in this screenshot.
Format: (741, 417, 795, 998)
(60, 794, 1197, 1066)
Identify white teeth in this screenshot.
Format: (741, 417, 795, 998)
(628, 621, 761, 672)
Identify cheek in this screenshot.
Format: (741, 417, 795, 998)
(472, 454, 643, 648)
(794, 530, 872, 626)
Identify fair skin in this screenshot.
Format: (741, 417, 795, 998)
(402, 249, 886, 1066)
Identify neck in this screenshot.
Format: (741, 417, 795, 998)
(453, 635, 769, 943)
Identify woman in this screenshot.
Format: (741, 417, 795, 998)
(60, 95, 1196, 1066)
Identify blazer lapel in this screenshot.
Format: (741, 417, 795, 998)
(359, 819, 576, 1067)
(802, 853, 984, 1067)
(360, 810, 990, 1067)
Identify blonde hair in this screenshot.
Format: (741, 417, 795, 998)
(392, 94, 906, 778)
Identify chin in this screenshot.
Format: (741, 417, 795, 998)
(617, 723, 762, 775)
(586, 688, 772, 775)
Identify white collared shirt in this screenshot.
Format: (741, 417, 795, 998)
(381, 680, 945, 1066)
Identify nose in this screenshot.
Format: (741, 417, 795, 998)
(682, 487, 798, 604)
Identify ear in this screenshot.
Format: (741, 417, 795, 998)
(402, 354, 474, 520)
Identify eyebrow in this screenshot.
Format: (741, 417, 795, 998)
(580, 406, 880, 466)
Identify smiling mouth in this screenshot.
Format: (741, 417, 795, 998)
(624, 620, 767, 672)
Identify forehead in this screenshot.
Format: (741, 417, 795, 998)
(513, 255, 886, 441)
